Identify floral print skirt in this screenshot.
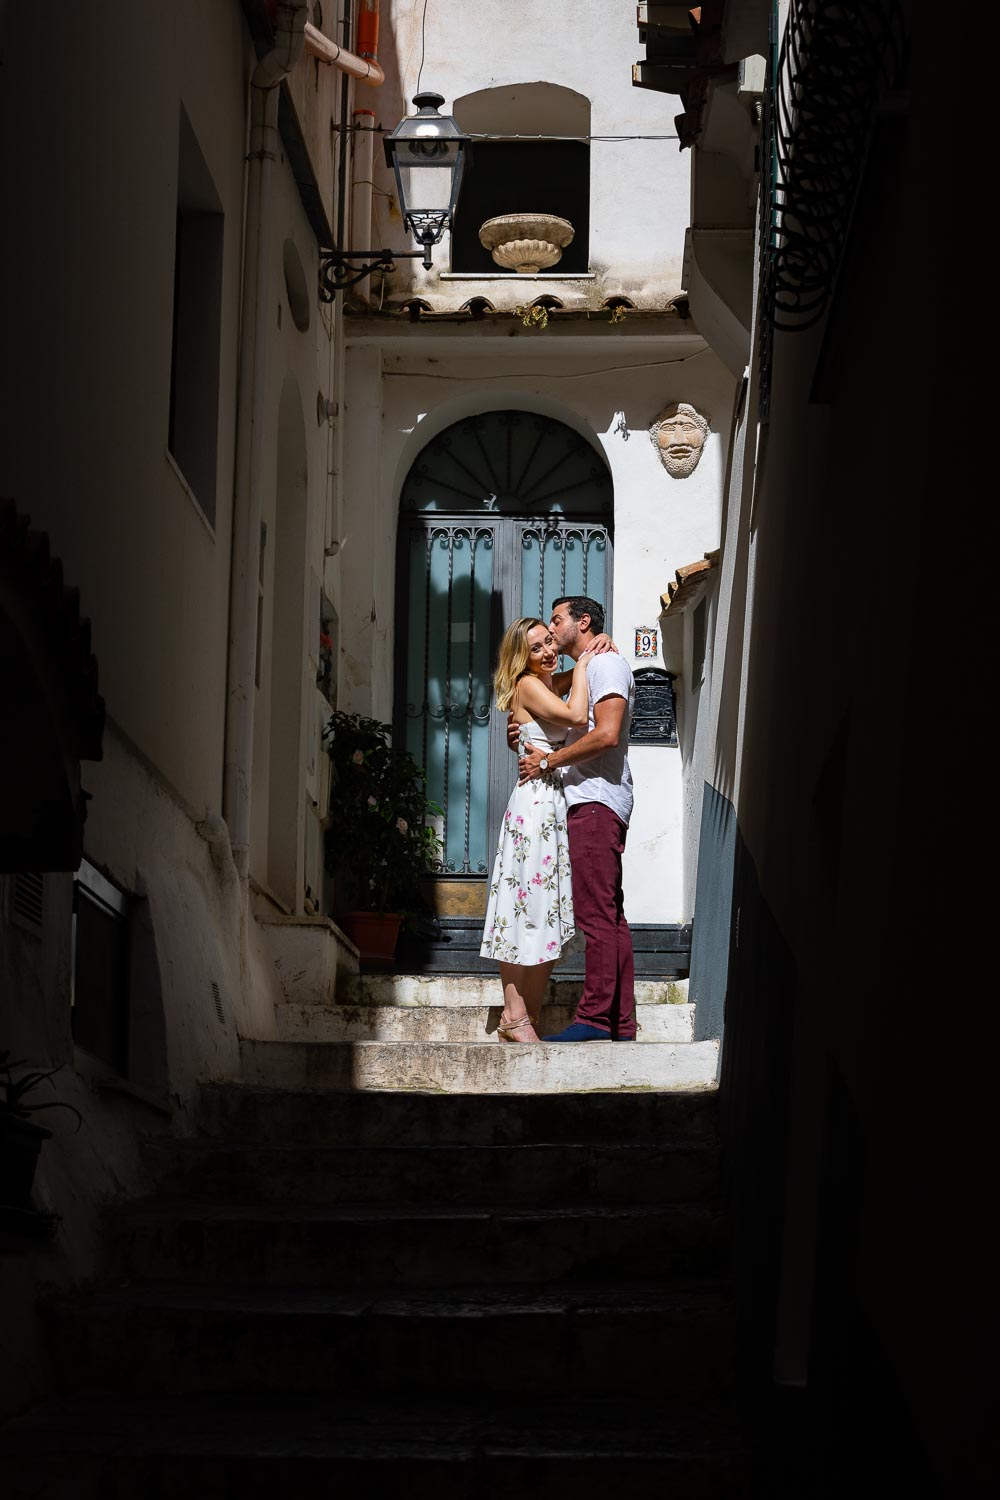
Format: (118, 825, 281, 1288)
(480, 770, 577, 966)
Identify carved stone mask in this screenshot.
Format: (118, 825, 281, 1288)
(649, 402, 710, 479)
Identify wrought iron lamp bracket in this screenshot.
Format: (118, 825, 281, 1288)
(319, 247, 428, 301)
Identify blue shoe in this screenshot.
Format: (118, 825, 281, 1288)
(542, 1022, 610, 1042)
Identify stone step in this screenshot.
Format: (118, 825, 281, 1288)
(277, 1000, 695, 1044)
(339, 973, 691, 1009)
(0, 1394, 751, 1498)
(141, 1138, 721, 1208)
(105, 1200, 726, 1287)
(44, 1281, 736, 1400)
(196, 1082, 720, 1147)
(238, 1038, 720, 1094)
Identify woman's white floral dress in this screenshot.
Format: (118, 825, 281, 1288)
(480, 716, 577, 965)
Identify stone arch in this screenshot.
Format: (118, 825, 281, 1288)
(453, 82, 590, 138)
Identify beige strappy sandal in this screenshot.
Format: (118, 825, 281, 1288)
(497, 1012, 537, 1043)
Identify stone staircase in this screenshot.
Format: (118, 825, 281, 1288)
(2, 976, 749, 1496)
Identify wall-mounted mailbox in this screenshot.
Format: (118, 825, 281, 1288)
(630, 667, 677, 746)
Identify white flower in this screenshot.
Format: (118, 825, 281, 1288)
(396, 818, 408, 834)
(352, 750, 364, 765)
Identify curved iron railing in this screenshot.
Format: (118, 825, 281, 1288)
(763, 0, 909, 335)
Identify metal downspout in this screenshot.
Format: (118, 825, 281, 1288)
(304, 3, 385, 86)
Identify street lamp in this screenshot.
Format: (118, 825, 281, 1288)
(319, 92, 470, 300)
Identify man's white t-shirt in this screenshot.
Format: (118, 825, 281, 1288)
(562, 653, 635, 826)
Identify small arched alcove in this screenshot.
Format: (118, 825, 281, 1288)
(395, 408, 612, 909)
(451, 84, 591, 275)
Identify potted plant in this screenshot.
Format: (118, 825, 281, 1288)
(323, 711, 443, 960)
(0, 1050, 82, 1209)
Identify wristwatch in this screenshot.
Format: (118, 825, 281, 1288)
(538, 755, 550, 772)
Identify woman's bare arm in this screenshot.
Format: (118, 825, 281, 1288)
(514, 653, 594, 727)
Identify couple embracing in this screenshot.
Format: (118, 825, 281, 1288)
(480, 596, 636, 1044)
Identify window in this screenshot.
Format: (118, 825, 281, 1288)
(168, 107, 224, 525)
(72, 860, 130, 1075)
(451, 85, 590, 275)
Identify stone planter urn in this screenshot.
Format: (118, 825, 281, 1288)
(478, 213, 575, 274)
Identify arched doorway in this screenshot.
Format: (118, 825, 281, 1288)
(395, 409, 613, 917)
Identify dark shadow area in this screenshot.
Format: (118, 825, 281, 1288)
(451, 141, 590, 274)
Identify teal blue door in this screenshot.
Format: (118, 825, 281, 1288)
(396, 411, 612, 903)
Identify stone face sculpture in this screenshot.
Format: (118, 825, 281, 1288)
(649, 402, 710, 479)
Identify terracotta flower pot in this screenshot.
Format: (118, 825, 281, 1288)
(343, 911, 403, 961)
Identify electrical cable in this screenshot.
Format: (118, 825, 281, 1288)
(416, 0, 429, 95)
(382, 351, 709, 381)
(339, 126, 680, 142)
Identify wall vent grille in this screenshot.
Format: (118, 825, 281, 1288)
(210, 981, 225, 1025)
(12, 872, 44, 935)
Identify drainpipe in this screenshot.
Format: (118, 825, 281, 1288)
(304, 4, 385, 86)
(223, 0, 307, 884)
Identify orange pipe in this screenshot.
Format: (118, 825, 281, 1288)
(357, 0, 380, 59)
(303, 17, 384, 86)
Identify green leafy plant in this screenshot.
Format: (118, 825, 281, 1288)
(514, 303, 549, 330)
(0, 1050, 82, 1129)
(323, 711, 443, 915)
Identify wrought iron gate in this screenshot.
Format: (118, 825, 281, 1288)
(395, 411, 613, 904)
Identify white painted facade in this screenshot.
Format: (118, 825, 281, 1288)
(340, 0, 736, 922)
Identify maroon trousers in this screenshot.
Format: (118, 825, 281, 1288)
(567, 802, 636, 1039)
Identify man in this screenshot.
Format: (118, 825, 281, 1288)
(514, 596, 636, 1041)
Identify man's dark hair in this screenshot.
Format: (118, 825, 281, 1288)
(552, 595, 605, 635)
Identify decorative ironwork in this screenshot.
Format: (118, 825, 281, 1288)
(400, 410, 612, 516)
(403, 523, 494, 876)
(319, 247, 426, 301)
(761, 0, 908, 338)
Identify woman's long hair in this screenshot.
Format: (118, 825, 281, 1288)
(493, 617, 547, 712)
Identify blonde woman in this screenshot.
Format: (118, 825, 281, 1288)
(480, 617, 598, 1042)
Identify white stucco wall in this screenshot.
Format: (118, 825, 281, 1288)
(341, 325, 735, 921)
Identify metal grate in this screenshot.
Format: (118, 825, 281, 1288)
(400, 410, 612, 517)
(210, 981, 225, 1025)
(761, 0, 909, 334)
(12, 872, 44, 935)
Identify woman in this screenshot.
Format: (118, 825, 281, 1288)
(480, 617, 597, 1043)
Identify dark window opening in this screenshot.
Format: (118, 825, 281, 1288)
(451, 141, 590, 274)
(693, 597, 707, 689)
(72, 861, 130, 1076)
(169, 108, 224, 526)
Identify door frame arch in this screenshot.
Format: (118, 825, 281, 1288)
(391, 391, 612, 517)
